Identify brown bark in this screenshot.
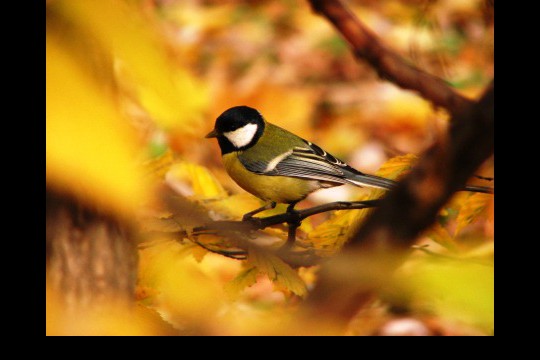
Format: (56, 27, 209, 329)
(46, 191, 137, 310)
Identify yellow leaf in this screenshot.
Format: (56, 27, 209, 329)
(455, 193, 491, 235)
(224, 267, 259, 299)
(190, 244, 209, 263)
(304, 209, 363, 256)
(52, 0, 208, 130)
(138, 240, 224, 323)
(46, 34, 148, 216)
(375, 153, 418, 180)
(167, 162, 227, 199)
(203, 193, 262, 220)
(247, 247, 307, 297)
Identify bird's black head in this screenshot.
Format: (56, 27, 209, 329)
(205, 106, 265, 154)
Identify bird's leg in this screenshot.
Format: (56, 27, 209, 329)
(242, 201, 277, 221)
(286, 202, 298, 214)
(284, 201, 301, 249)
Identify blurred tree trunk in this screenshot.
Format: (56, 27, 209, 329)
(46, 191, 137, 310)
(47, 6, 137, 311)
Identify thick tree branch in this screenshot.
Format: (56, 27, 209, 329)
(308, 0, 473, 114)
(308, 81, 494, 319)
(351, 82, 493, 248)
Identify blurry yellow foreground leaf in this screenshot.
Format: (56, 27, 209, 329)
(46, 285, 175, 335)
(46, 35, 147, 216)
(408, 261, 494, 330)
(53, 0, 208, 130)
(138, 240, 225, 324)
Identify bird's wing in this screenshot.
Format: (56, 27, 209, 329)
(239, 140, 352, 185)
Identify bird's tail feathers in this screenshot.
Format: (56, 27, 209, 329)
(346, 173, 397, 190)
(346, 172, 494, 194)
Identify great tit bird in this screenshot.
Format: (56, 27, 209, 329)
(206, 106, 492, 219)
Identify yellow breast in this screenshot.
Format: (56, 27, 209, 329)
(222, 153, 321, 204)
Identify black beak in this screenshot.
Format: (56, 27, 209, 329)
(205, 129, 218, 138)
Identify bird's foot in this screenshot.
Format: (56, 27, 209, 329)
(242, 201, 277, 222)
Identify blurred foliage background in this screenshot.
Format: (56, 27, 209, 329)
(46, 0, 493, 336)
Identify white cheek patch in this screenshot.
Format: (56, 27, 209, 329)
(223, 123, 258, 148)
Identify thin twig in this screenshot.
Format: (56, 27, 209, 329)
(190, 238, 247, 260)
(192, 200, 380, 234)
(185, 199, 380, 267)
